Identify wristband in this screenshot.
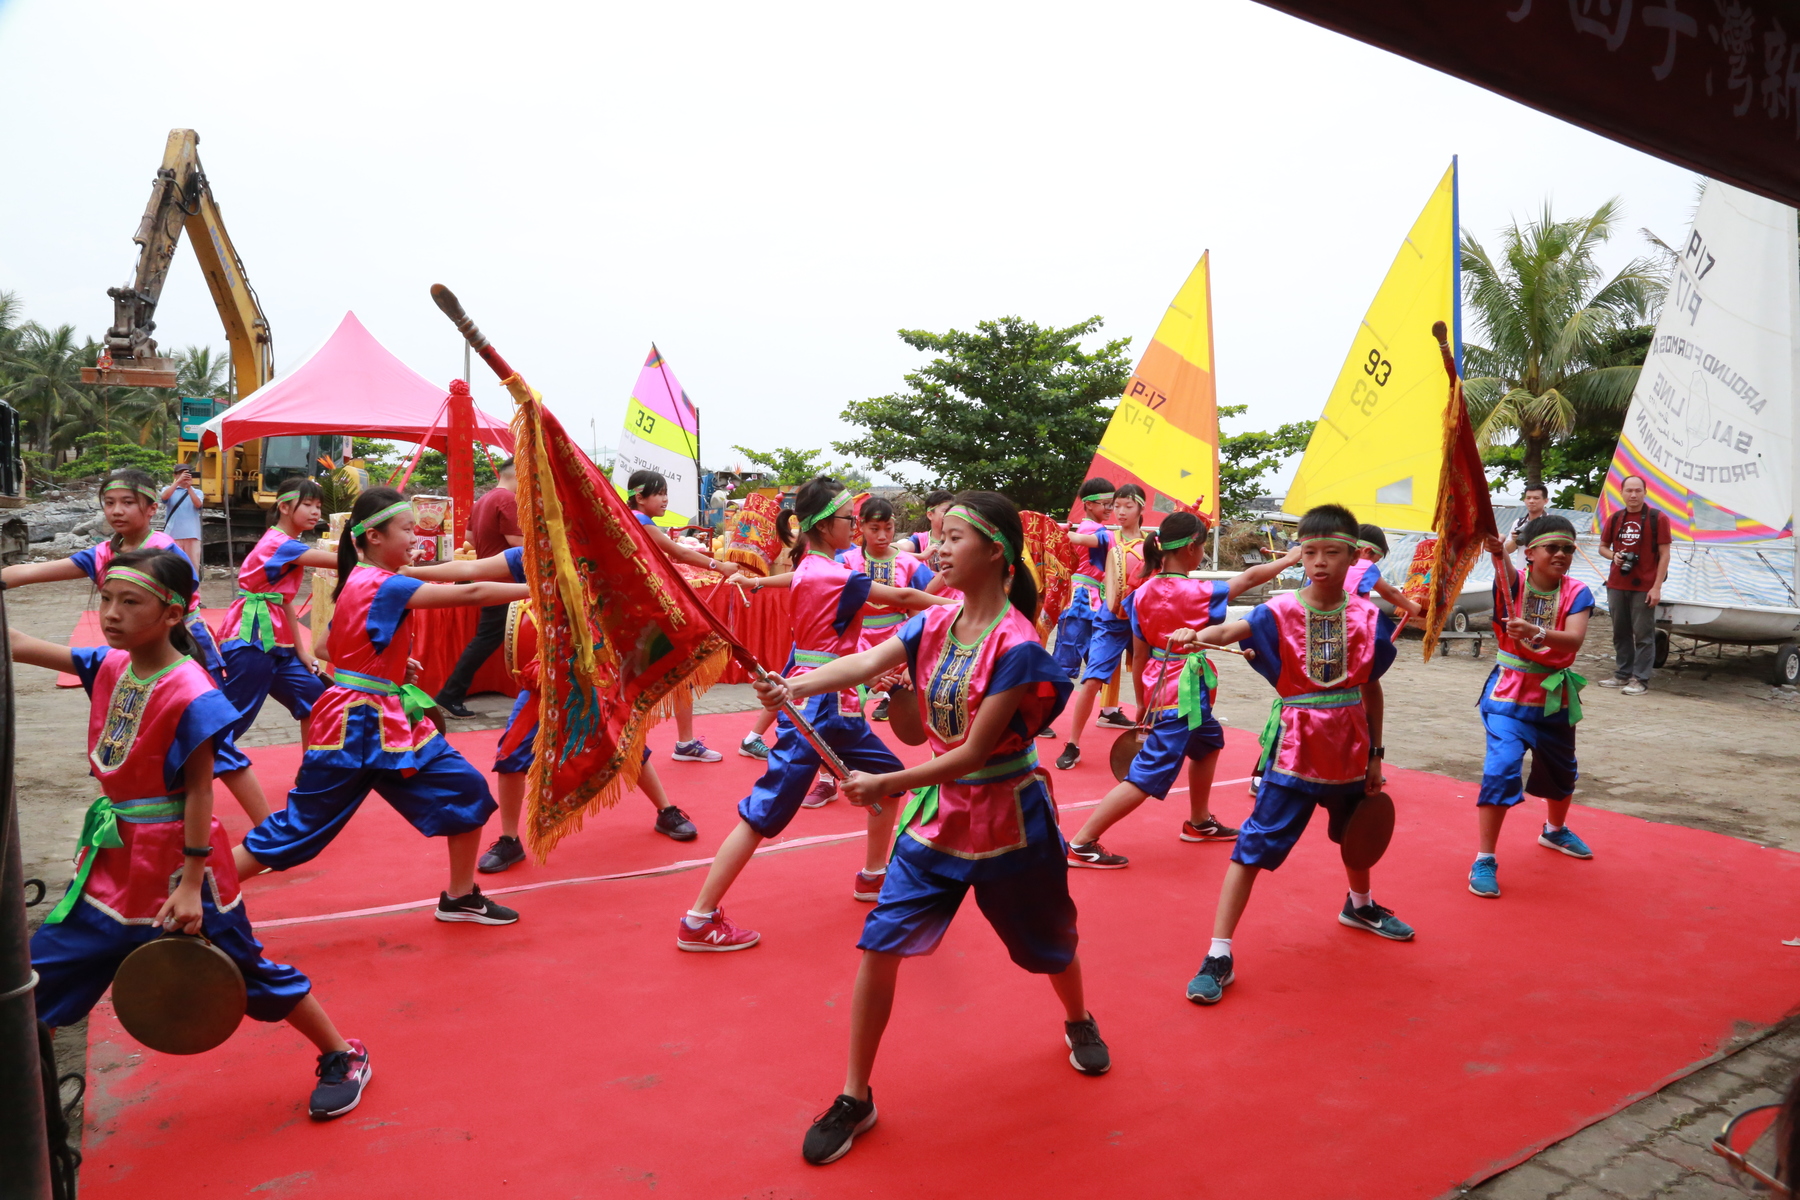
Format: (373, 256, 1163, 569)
(182, 845, 214, 858)
(1369, 746, 1384, 759)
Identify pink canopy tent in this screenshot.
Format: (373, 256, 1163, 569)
(197, 311, 514, 452)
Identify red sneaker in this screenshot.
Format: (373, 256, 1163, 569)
(801, 778, 837, 809)
(1180, 816, 1240, 843)
(676, 908, 761, 952)
(853, 870, 886, 901)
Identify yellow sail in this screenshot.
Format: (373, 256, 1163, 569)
(1085, 252, 1220, 525)
(1285, 163, 1460, 531)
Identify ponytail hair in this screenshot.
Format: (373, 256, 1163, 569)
(1142, 511, 1204, 575)
(778, 476, 846, 549)
(950, 490, 1037, 621)
(100, 468, 160, 553)
(334, 487, 408, 602)
(625, 469, 667, 510)
(109, 547, 199, 658)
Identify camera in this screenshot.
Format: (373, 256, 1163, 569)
(1616, 550, 1639, 575)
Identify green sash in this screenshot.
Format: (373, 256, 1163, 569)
(1256, 687, 1364, 771)
(234, 591, 286, 652)
(45, 795, 185, 924)
(898, 747, 1039, 832)
(1495, 650, 1588, 723)
(332, 669, 437, 725)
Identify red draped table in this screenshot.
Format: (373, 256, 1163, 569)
(408, 605, 520, 700)
(690, 579, 793, 683)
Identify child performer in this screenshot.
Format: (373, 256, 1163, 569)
(1065, 515, 1301, 867)
(1056, 483, 1147, 770)
(1180, 504, 1413, 1008)
(679, 477, 948, 950)
(1468, 515, 1595, 898)
(215, 480, 339, 763)
(1050, 478, 1115, 687)
(840, 496, 935, 723)
(765, 492, 1104, 1166)
(626, 470, 742, 764)
(231, 489, 528, 925)
(403, 546, 698, 874)
(1348, 524, 1425, 618)
(17, 549, 372, 1118)
(1, 469, 268, 821)
(898, 489, 954, 569)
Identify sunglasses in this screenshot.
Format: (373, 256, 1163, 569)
(1533, 542, 1577, 556)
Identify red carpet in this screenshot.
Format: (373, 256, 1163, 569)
(73, 713, 1800, 1199)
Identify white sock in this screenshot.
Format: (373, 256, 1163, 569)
(1545, 821, 1565, 833)
(683, 908, 716, 928)
(1476, 852, 1496, 862)
(1349, 889, 1372, 909)
(1208, 937, 1233, 960)
(742, 732, 758, 744)
(860, 865, 887, 877)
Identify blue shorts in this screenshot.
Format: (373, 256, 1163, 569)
(1478, 711, 1577, 806)
(495, 692, 537, 775)
(1078, 617, 1131, 684)
(30, 877, 311, 1028)
(1231, 778, 1369, 872)
(857, 846, 1077, 973)
(1052, 612, 1095, 678)
(1124, 711, 1226, 799)
(220, 641, 326, 744)
(244, 735, 497, 870)
(738, 693, 904, 838)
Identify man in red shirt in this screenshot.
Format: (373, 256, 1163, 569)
(1598, 474, 1671, 696)
(435, 458, 524, 717)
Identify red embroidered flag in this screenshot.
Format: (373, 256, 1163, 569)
(1419, 321, 1498, 660)
(1020, 511, 1083, 639)
(506, 377, 730, 859)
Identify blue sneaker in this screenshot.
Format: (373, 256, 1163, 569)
(1338, 896, 1416, 941)
(1538, 825, 1593, 859)
(1468, 857, 1500, 898)
(1185, 955, 1234, 1004)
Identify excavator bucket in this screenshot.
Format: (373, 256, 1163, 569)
(81, 357, 179, 389)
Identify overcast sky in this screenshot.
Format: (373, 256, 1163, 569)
(0, 0, 1697, 494)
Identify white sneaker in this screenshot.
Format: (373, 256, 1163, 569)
(1621, 680, 1648, 696)
(1597, 677, 1626, 689)
(672, 738, 723, 763)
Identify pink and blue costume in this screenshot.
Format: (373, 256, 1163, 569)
(215, 527, 326, 754)
(1078, 532, 1146, 685)
(859, 602, 1076, 971)
(1235, 591, 1396, 870)
(738, 549, 906, 837)
(70, 534, 245, 773)
(1121, 574, 1229, 798)
(1345, 558, 1381, 598)
(1052, 520, 1109, 679)
(30, 648, 310, 1027)
(241, 563, 496, 870)
(840, 545, 934, 649)
(1477, 570, 1593, 807)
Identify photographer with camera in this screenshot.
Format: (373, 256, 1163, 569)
(1598, 474, 1670, 696)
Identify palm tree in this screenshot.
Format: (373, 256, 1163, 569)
(118, 345, 229, 452)
(1460, 199, 1664, 488)
(4, 323, 91, 456)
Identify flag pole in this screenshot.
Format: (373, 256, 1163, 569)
(429, 285, 869, 802)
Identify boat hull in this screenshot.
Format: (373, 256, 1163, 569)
(1657, 602, 1800, 646)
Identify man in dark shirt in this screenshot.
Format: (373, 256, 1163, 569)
(1598, 474, 1671, 696)
(435, 458, 523, 717)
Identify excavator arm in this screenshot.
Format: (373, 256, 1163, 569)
(82, 129, 273, 395)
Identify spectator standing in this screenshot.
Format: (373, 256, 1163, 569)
(434, 458, 523, 717)
(161, 464, 205, 568)
(1502, 482, 1550, 553)
(1598, 474, 1670, 696)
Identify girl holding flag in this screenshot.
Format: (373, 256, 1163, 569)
(677, 476, 948, 952)
(751, 492, 1102, 1166)
(1, 469, 267, 821)
(840, 495, 935, 722)
(16, 548, 372, 1119)
(1467, 515, 1595, 898)
(232, 488, 528, 925)
(1055, 483, 1148, 770)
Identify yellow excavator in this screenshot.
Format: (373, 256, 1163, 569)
(81, 129, 349, 517)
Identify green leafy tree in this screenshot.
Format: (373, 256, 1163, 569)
(4, 323, 91, 454)
(730, 444, 867, 489)
(835, 316, 1132, 513)
(1460, 200, 1663, 489)
(54, 431, 175, 480)
(1216, 404, 1317, 520)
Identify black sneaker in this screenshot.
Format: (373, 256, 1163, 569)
(477, 835, 525, 873)
(435, 886, 520, 925)
(1096, 709, 1134, 729)
(802, 1089, 877, 1165)
(871, 696, 890, 721)
(309, 1039, 372, 1119)
(1055, 742, 1081, 770)
(1064, 1015, 1111, 1075)
(655, 805, 698, 842)
(1037, 725, 1058, 741)
(1338, 896, 1416, 941)
(439, 701, 477, 719)
(1067, 841, 1128, 869)
(1186, 955, 1234, 1004)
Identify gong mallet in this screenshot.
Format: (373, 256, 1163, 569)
(430, 283, 875, 813)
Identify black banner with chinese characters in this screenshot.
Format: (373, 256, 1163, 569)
(1253, 0, 1800, 207)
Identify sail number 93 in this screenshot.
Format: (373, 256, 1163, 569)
(1350, 348, 1393, 415)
